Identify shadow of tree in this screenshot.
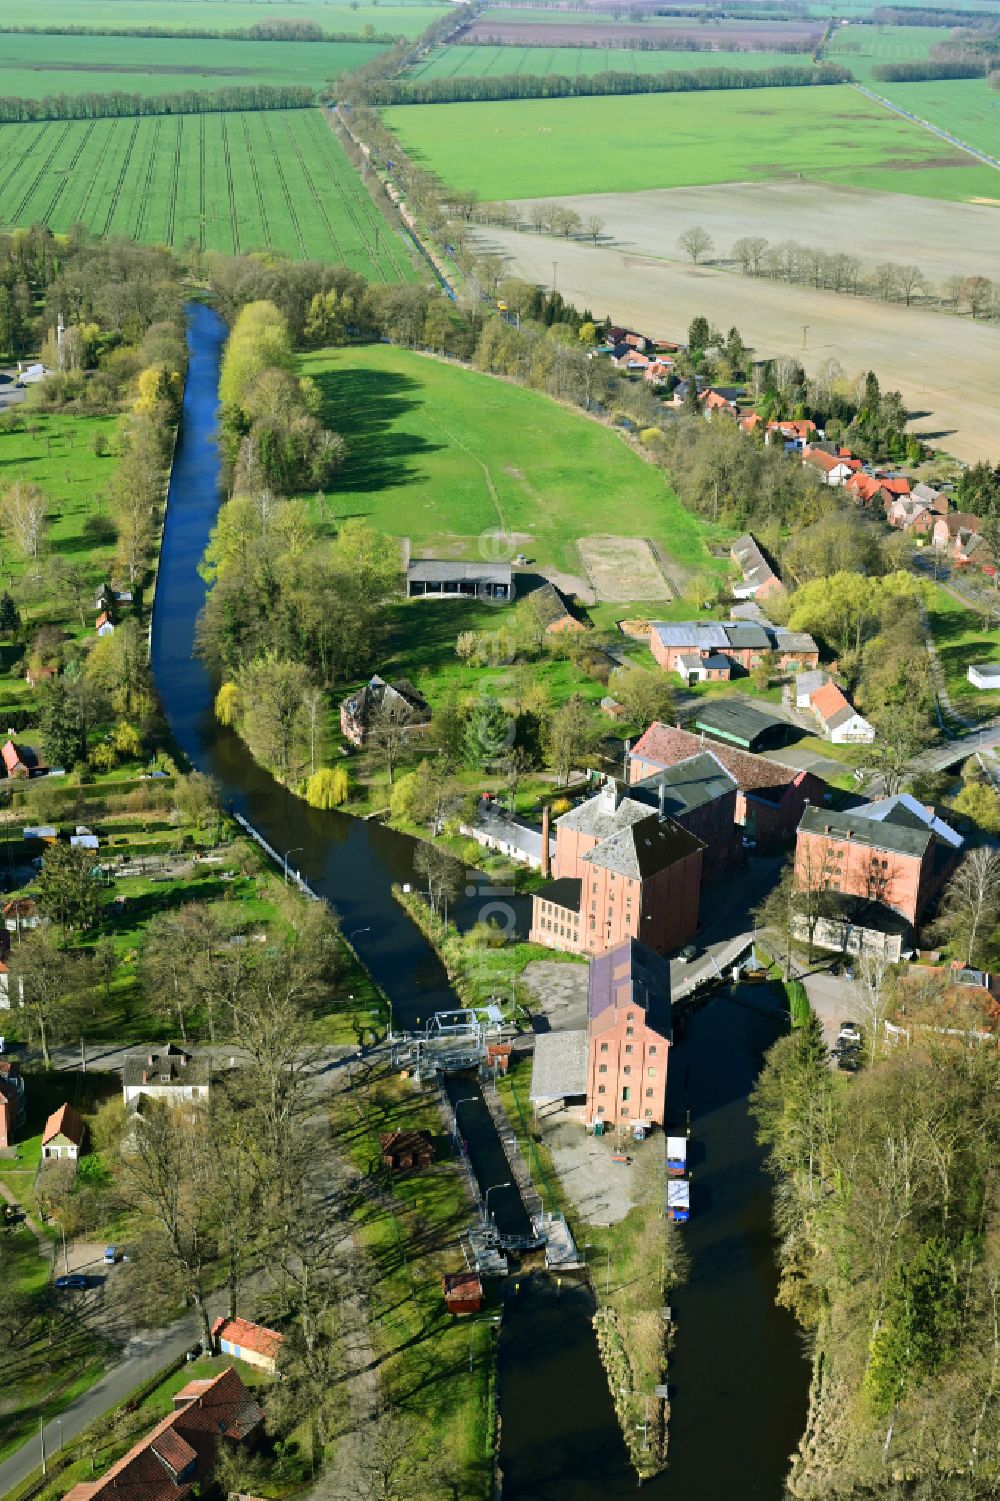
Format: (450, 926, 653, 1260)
(311, 365, 442, 503)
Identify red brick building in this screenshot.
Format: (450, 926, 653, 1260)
(629, 723, 822, 849)
(0, 1059, 25, 1149)
(586, 938, 671, 1130)
(529, 780, 703, 957)
(795, 802, 959, 929)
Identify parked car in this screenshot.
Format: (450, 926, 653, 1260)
(678, 945, 698, 964)
(185, 1342, 204, 1362)
(103, 1245, 117, 1265)
(54, 1274, 88, 1290)
(837, 1049, 861, 1074)
(838, 1021, 862, 1046)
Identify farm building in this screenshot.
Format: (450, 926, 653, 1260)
(808, 681, 874, 745)
(2, 740, 30, 778)
(380, 1129, 434, 1173)
(730, 534, 783, 601)
(443, 1272, 484, 1315)
(0, 1060, 25, 1148)
(211, 1316, 284, 1375)
(41, 1102, 85, 1162)
(650, 620, 817, 681)
(526, 581, 585, 634)
(339, 675, 431, 748)
(690, 700, 789, 753)
(406, 559, 513, 601)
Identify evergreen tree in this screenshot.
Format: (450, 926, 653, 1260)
(0, 591, 20, 639)
(38, 678, 82, 769)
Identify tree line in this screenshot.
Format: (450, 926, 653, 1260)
(872, 58, 987, 80)
(0, 84, 314, 123)
(364, 60, 850, 104)
(0, 21, 400, 42)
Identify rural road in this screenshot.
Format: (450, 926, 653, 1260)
(854, 83, 1000, 175)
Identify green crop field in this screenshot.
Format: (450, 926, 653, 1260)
(0, 0, 447, 36)
(0, 33, 385, 97)
(304, 342, 711, 574)
(407, 42, 821, 80)
(874, 78, 1000, 167)
(0, 109, 417, 273)
(824, 22, 951, 86)
(384, 86, 1000, 201)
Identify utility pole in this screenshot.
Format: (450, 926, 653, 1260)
(551, 261, 558, 297)
(801, 325, 809, 351)
(39, 1417, 46, 1477)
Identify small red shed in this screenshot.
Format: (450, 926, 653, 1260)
(443, 1271, 484, 1316)
(380, 1129, 434, 1174)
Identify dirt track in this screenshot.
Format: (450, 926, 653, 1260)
(476, 211, 1000, 463)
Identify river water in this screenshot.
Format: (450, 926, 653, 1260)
(151, 303, 810, 1501)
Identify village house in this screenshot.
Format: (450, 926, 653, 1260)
(529, 779, 703, 958)
(0, 1059, 25, 1148)
(765, 418, 817, 449)
(41, 1102, 85, 1161)
(380, 1129, 434, 1173)
(95, 611, 115, 637)
(211, 1316, 284, 1375)
(405, 558, 513, 602)
(122, 1045, 210, 1107)
(802, 445, 859, 487)
(526, 580, 585, 635)
(461, 796, 554, 871)
(808, 680, 875, 745)
(795, 797, 961, 934)
(585, 937, 671, 1130)
(730, 534, 784, 601)
(627, 722, 823, 849)
(2, 740, 30, 779)
(933, 512, 986, 566)
(25, 665, 57, 690)
(699, 387, 740, 418)
(610, 344, 652, 373)
(643, 359, 675, 386)
(339, 674, 431, 748)
(886, 495, 932, 532)
(64, 1366, 264, 1501)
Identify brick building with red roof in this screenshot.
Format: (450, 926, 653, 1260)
(211, 1316, 284, 1374)
(627, 722, 824, 849)
(64, 1367, 264, 1501)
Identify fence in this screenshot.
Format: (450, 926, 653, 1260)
(230, 811, 318, 900)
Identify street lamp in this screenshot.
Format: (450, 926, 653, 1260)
(452, 1096, 477, 1147)
(484, 1180, 511, 1228)
(282, 847, 303, 885)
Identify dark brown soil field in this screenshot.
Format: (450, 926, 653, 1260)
(460, 18, 821, 48)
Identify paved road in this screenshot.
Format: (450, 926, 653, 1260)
(0, 1310, 205, 1497)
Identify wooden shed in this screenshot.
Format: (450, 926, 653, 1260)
(380, 1129, 434, 1174)
(443, 1271, 484, 1316)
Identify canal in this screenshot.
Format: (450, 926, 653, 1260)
(151, 303, 810, 1501)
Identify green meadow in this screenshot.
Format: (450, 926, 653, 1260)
(304, 342, 710, 575)
(0, 33, 385, 97)
(0, 0, 447, 36)
(824, 22, 950, 87)
(407, 42, 821, 80)
(874, 77, 1000, 170)
(384, 85, 1000, 202)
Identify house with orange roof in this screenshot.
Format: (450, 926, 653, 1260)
(765, 418, 817, 449)
(95, 611, 115, 637)
(211, 1315, 284, 1375)
(809, 679, 874, 745)
(1, 740, 29, 778)
(41, 1102, 85, 1161)
(63, 1366, 264, 1501)
(802, 447, 854, 486)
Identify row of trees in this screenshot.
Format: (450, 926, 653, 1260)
(872, 58, 986, 79)
(0, 20, 400, 41)
(730, 233, 998, 318)
(0, 85, 314, 123)
(364, 61, 850, 105)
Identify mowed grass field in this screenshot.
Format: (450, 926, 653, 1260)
(384, 86, 1000, 201)
(408, 42, 822, 79)
(304, 342, 711, 573)
(0, 109, 417, 273)
(875, 78, 1000, 167)
(0, 0, 448, 35)
(0, 33, 385, 96)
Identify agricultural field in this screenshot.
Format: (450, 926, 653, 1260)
(0, 0, 448, 36)
(408, 42, 823, 80)
(383, 86, 1000, 202)
(0, 33, 386, 98)
(460, 14, 823, 48)
(303, 342, 714, 578)
(872, 77, 1000, 168)
(824, 22, 951, 87)
(0, 109, 417, 274)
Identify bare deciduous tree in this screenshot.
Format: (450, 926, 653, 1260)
(677, 226, 714, 265)
(935, 847, 1000, 967)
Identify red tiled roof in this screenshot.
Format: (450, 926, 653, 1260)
(629, 723, 809, 802)
(64, 1368, 263, 1501)
(1, 741, 25, 773)
(41, 1102, 85, 1147)
(803, 449, 844, 473)
(810, 680, 851, 724)
(95, 611, 112, 629)
(211, 1316, 284, 1362)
